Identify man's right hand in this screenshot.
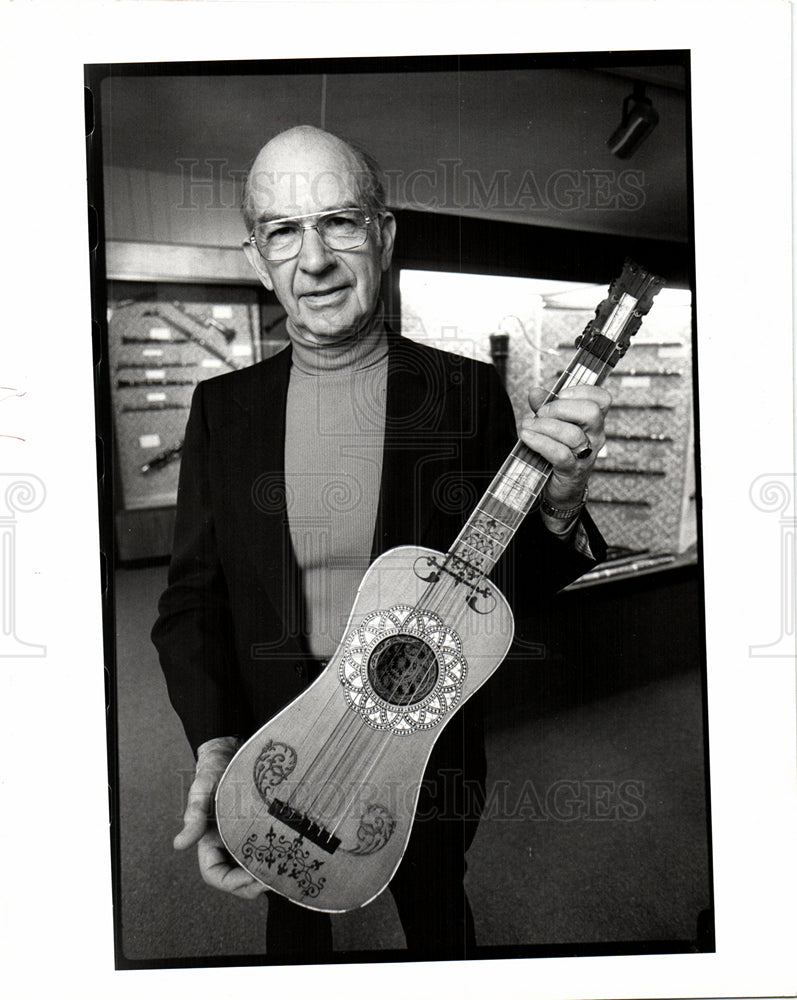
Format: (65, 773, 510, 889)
(175, 736, 267, 900)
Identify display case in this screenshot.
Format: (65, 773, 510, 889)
(107, 278, 287, 560)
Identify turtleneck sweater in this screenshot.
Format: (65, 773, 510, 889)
(284, 313, 389, 659)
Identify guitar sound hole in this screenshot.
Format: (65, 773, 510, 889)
(367, 634, 439, 706)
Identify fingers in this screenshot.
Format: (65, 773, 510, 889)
(523, 384, 611, 509)
(176, 740, 265, 901)
(175, 740, 239, 851)
(197, 829, 267, 900)
(521, 422, 591, 472)
(525, 415, 589, 455)
(527, 384, 612, 433)
(528, 384, 612, 411)
(522, 387, 610, 464)
(174, 768, 217, 850)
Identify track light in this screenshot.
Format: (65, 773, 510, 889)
(607, 81, 659, 159)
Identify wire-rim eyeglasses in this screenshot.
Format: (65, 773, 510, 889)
(248, 207, 378, 262)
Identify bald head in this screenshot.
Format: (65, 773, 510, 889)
(241, 126, 386, 231)
(240, 125, 396, 345)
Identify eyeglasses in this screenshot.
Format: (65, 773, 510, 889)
(249, 207, 376, 262)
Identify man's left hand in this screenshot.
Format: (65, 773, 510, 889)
(521, 385, 611, 508)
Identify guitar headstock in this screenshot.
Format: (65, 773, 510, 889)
(575, 258, 666, 371)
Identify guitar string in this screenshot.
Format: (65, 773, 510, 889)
(318, 347, 623, 838)
(289, 606, 444, 811)
(295, 599, 452, 819)
(279, 514, 496, 817)
(280, 488, 522, 825)
(237, 275, 659, 850)
(242, 559, 463, 835)
(239, 573, 460, 840)
(277, 345, 616, 838)
(289, 459, 541, 824)
(270, 342, 620, 840)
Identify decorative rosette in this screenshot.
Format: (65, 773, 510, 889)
(339, 604, 467, 735)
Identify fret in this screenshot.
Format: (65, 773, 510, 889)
(472, 503, 514, 532)
(564, 357, 604, 381)
(485, 489, 524, 515)
(450, 528, 507, 578)
(476, 494, 525, 531)
(509, 446, 549, 476)
(454, 539, 498, 571)
(487, 479, 535, 515)
(507, 451, 537, 472)
(449, 502, 519, 579)
(463, 520, 511, 553)
(502, 452, 541, 476)
(481, 445, 551, 520)
(559, 353, 610, 387)
(455, 529, 509, 564)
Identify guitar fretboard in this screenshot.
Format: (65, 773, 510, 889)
(444, 260, 664, 591)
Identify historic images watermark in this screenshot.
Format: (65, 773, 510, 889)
(176, 158, 647, 216)
(477, 776, 646, 823)
(176, 768, 646, 825)
(0, 473, 46, 657)
(749, 474, 795, 658)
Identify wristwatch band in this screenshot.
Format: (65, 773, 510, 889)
(540, 485, 588, 520)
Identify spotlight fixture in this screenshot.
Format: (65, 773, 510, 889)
(607, 81, 659, 159)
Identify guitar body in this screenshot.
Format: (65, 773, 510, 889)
(216, 544, 514, 912)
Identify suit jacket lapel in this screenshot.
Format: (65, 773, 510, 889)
(229, 347, 305, 637)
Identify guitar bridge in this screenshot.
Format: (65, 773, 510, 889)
(267, 797, 341, 854)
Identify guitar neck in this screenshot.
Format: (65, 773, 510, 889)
(445, 259, 664, 588)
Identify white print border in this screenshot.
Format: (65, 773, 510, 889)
(749, 474, 795, 658)
(0, 473, 46, 657)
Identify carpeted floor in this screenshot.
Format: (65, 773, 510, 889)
(113, 564, 711, 964)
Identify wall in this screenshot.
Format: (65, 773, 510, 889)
(100, 60, 689, 250)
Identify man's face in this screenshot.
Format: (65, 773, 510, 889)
(244, 131, 395, 344)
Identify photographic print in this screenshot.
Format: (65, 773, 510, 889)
(86, 51, 711, 969)
(3, 2, 796, 998)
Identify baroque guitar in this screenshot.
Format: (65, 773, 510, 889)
(215, 258, 664, 912)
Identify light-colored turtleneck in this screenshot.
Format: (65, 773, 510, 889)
(286, 305, 388, 374)
(284, 311, 389, 659)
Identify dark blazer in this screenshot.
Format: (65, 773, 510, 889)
(152, 334, 604, 754)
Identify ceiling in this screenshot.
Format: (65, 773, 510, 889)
(98, 60, 689, 244)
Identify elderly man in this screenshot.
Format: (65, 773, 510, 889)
(152, 125, 609, 959)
